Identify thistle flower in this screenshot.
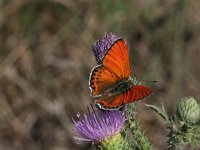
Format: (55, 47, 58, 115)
(92, 32, 121, 64)
(73, 105, 125, 144)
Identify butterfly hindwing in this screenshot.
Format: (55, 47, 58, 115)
(95, 85, 152, 110)
(95, 94, 125, 110)
(123, 85, 152, 104)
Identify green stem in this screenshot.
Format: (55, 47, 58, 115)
(128, 117, 153, 150)
(126, 103, 153, 150)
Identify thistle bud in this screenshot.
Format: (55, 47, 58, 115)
(176, 97, 200, 124)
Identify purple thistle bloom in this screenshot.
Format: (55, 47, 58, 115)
(92, 32, 122, 64)
(73, 105, 125, 143)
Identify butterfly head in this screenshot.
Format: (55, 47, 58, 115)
(129, 76, 142, 85)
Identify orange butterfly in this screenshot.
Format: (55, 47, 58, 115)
(89, 39, 152, 110)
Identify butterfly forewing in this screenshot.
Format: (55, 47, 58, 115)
(89, 65, 118, 97)
(102, 39, 130, 80)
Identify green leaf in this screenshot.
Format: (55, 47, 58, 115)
(146, 104, 170, 123)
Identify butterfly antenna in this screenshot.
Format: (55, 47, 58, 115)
(136, 79, 157, 85)
(130, 76, 156, 84)
(142, 80, 157, 83)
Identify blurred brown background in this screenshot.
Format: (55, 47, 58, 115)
(0, 0, 200, 149)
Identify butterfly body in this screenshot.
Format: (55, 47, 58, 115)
(89, 39, 152, 110)
(115, 80, 130, 92)
(92, 78, 131, 100)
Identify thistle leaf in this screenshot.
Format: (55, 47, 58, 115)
(146, 104, 170, 123)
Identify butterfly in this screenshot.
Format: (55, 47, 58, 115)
(89, 39, 152, 110)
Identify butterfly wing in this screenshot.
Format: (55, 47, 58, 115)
(123, 85, 152, 104)
(89, 65, 118, 97)
(95, 94, 125, 110)
(96, 85, 152, 110)
(89, 39, 130, 97)
(102, 39, 130, 80)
